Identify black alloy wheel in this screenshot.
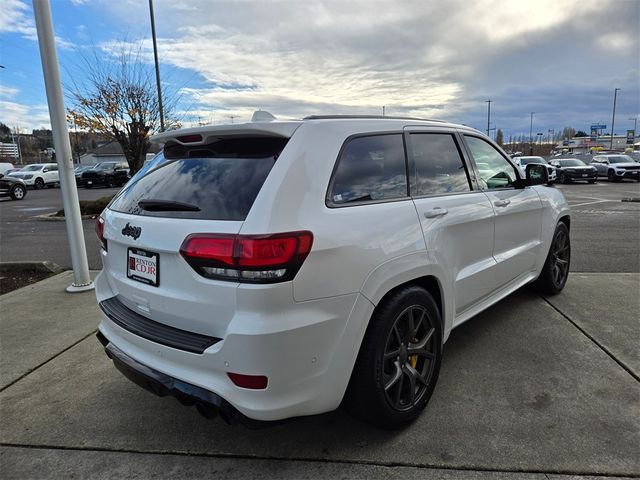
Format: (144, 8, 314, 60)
(549, 228, 570, 289)
(382, 305, 438, 412)
(535, 222, 570, 294)
(345, 285, 442, 429)
(34, 177, 45, 189)
(607, 170, 617, 182)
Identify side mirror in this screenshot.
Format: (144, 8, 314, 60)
(526, 164, 548, 185)
(43, 168, 49, 173)
(0, 173, 4, 179)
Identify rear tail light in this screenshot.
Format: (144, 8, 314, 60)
(180, 231, 313, 283)
(95, 216, 106, 250)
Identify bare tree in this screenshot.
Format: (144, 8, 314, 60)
(67, 43, 179, 174)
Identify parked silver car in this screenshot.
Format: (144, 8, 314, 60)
(590, 155, 640, 182)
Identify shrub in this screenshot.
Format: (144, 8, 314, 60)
(55, 195, 114, 217)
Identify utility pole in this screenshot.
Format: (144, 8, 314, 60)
(486, 100, 492, 136)
(33, 0, 94, 292)
(382, 106, 385, 116)
(149, 0, 165, 132)
(630, 117, 638, 135)
(610, 88, 620, 150)
(529, 112, 534, 155)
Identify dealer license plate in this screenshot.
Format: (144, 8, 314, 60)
(127, 248, 159, 286)
(582, 174, 587, 177)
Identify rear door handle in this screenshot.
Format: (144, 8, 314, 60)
(494, 199, 511, 207)
(424, 207, 448, 218)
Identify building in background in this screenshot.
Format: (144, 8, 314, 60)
(79, 141, 160, 166)
(0, 143, 19, 160)
(555, 135, 638, 154)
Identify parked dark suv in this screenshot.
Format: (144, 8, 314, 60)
(0, 173, 27, 200)
(82, 162, 130, 188)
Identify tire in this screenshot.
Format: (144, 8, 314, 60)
(34, 177, 45, 189)
(105, 177, 114, 188)
(607, 170, 618, 182)
(10, 184, 26, 200)
(85, 183, 92, 189)
(535, 222, 570, 295)
(344, 285, 442, 429)
(588, 179, 596, 184)
(560, 173, 570, 184)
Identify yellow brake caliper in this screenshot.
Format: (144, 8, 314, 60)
(409, 338, 418, 368)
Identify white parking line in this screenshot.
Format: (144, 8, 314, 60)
(569, 199, 615, 208)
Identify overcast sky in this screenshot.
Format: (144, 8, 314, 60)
(1, 0, 638, 138)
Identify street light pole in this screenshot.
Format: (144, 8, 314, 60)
(610, 88, 620, 150)
(486, 99, 492, 136)
(149, 0, 165, 132)
(529, 112, 534, 155)
(33, 0, 93, 292)
(630, 117, 638, 135)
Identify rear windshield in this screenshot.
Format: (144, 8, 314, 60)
(109, 136, 287, 220)
(520, 157, 545, 165)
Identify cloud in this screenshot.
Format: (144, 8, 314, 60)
(0, 0, 75, 48)
(131, 0, 637, 133)
(0, 0, 37, 40)
(6, 0, 640, 135)
(0, 86, 50, 130)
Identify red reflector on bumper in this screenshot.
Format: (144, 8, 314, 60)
(227, 372, 268, 390)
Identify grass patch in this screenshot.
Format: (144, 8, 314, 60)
(55, 195, 114, 217)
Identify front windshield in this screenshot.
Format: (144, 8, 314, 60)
(608, 155, 633, 164)
(559, 159, 586, 167)
(21, 165, 43, 171)
(95, 163, 116, 170)
(520, 157, 545, 165)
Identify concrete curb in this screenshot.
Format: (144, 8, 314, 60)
(0, 261, 65, 274)
(35, 212, 97, 221)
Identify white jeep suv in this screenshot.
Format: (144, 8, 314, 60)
(95, 116, 570, 429)
(8, 162, 59, 189)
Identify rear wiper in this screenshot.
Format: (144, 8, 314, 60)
(138, 199, 201, 212)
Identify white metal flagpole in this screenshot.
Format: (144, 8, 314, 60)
(33, 0, 94, 292)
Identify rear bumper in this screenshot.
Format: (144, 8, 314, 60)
(95, 270, 372, 422)
(99, 333, 279, 427)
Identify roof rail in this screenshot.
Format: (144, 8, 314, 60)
(303, 115, 446, 123)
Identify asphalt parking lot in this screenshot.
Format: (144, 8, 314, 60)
(1, 181, 638, 272)
(1, 271, 638, 478)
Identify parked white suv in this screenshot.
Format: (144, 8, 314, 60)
(95, 116, 571, 429)
(512, 156, 557, 184)
(8, 163, 59, 189)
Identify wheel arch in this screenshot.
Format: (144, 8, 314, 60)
(373, 275, 444, 326)
(558, 214, 570, 231)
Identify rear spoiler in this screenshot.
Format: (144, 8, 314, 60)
(150, 122, 302, 146)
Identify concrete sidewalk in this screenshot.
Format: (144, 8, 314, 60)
(1, 272, 638, 479)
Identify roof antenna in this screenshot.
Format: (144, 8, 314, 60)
(251, 110, 277, 122)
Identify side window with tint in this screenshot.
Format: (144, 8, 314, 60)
(464, 136, 518, 189)
(409, 133, 471, 195)
(329, 134, 407, 205)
